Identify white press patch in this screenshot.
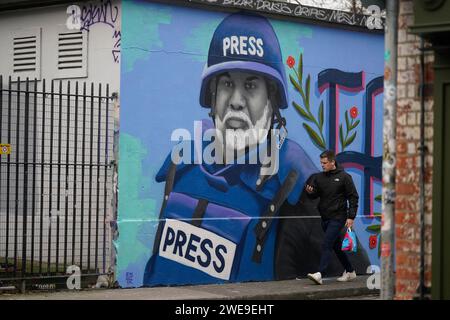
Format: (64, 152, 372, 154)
(159, 219, 237, 280)
(223, 36, 264, 57)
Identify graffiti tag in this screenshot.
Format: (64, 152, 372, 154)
(193, 0, 384, 30)
(80, 0, 119, 32)
(112, 30, 121, 63)
(126, 272, 134, 285)
(66, 1, 120, 63)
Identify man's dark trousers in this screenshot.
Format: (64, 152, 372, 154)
(318, 218, 354, 275)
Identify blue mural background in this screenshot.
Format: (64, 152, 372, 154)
(117, 0, 384, 287)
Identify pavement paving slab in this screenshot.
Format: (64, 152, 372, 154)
(0, 275, 380, 300)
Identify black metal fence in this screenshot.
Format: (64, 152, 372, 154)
(0, 76, 115, 288)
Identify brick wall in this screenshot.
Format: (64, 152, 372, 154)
(394, 0, 434, 300)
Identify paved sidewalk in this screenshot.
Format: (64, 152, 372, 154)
(0, 275, 379, 300)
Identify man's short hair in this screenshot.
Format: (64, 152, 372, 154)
(320, 149, 336, 162)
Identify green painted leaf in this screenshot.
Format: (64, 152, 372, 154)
(318, 101, 324, 131)
(339, 124, 345, 150)
(293, 101, 313, 122)
(289, 74, 306, 102)
(375, 195, 382, 203)
(345, 110, 350, 131)
(298, 53, 303, 84)
(346, 131, 357, 147)
(303, 123, 326, 149)
(366, 224, 381, 234)
(289, 74, 302, 93)
(305, 75, 311, 108)
(351, 119, 361, 130)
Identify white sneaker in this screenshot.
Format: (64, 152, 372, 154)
(307, 272, 323, 285)
(337, 270, 357, 282)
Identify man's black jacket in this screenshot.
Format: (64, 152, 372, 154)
(306, 166, 359, 220)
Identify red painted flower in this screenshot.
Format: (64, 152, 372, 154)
(350, 106, 358, 119)
(286, 56, 295, 69)
(369, 235, 378, 249)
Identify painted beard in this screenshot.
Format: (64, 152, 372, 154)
(215, 100, 273, 155)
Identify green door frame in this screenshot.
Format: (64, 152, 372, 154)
(431, 50, 450, 299)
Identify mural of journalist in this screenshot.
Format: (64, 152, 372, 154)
(143, 12, 370, 286)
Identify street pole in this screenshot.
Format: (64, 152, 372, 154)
(381, 0, 398, 300)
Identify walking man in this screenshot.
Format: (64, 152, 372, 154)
(304, 150, 359, 285)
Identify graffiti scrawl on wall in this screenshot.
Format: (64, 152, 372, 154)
(66, 0, 121, 63)
(117, 1, 384, 287)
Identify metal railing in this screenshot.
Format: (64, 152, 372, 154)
(0, 76, 115, 289)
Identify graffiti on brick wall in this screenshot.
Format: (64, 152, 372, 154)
(117, 1, 384, 287)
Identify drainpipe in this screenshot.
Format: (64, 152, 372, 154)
(418, 37, 426, 300)
(381, 0, 398, 300)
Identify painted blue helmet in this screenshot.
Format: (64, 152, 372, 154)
(199, 12, 288, 110)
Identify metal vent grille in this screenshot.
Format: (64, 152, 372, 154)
(13, 35, 37, 73)
(58, 31, 85, 70)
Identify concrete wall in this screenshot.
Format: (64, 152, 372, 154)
(0, 0, 121, 274)
(0, 0, 121, 92)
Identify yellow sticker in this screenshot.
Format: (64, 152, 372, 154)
(0, 144, 11, 155)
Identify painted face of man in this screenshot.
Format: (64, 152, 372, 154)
(212, 71, 273, 153)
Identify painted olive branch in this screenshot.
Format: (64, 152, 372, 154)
(288, 53, 326, 150)
(339, 108, 360, 151)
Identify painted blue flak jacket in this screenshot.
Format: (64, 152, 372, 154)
(143, 119, 317, 285)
